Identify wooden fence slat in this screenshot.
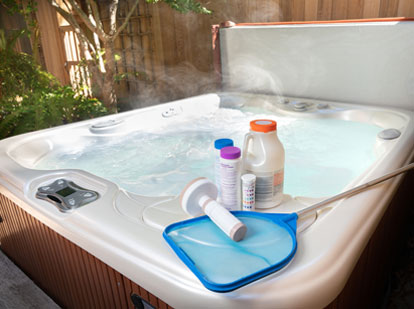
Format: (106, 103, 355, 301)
(280, 0, 293, 21)
(380, 0, 400, 17)
(305, 0, 319, 20)
(36, 1, 69, 85)
(332, 0, 348, 19)
(140, 1, 155, 81)
(148, 3, 166, 74)
(347, 0, 364, 19)
(318, 0, 333, 20)
(398, 0, 414, 16)
(292, 0, 305, 21)
(363, 0, 382, 17)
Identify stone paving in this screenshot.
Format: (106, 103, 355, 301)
(0, 249, 59, 309)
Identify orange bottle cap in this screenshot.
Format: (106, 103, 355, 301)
(250, 119, 277, 133)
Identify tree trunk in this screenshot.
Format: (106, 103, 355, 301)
(87, 60, 104, 100)
(101, 40, 117, 112)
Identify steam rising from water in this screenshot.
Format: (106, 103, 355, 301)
(226, 57, 284, 95)
(118, 0, 288, 108)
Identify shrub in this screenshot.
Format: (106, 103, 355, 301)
(0, 29, 107, 139)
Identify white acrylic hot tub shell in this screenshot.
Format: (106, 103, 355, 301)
(0, 92, 413, 309)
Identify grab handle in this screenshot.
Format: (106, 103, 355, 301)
(242, 132, 253, 162)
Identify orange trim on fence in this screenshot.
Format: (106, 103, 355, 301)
(234, 17, 414, 27)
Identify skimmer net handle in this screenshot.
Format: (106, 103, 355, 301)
(297, 162, 414, 217)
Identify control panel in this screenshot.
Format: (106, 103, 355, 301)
(36, 178, 99, 213)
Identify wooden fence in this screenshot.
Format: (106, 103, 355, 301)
(2, 0, 414, 107)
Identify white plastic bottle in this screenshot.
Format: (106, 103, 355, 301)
(242, 119, 285, 208)
(214, 139, 234, 201)
(220, 146, 241, 211)
(241, 174, 256, 211)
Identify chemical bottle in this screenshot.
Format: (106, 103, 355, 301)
(214, 139, 234, 201)
(220, 146, 241, 211)
(242, 119, 285, 208)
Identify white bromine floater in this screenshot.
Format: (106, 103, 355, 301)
(180, 177, 247, 241)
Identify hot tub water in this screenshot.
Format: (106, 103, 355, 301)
(35, 106, 382, 198)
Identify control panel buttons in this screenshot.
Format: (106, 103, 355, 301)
(36, 179, 99, 213)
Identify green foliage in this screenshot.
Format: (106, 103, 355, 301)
(0, 29, 107, 139)
(147, 0, 211, 14)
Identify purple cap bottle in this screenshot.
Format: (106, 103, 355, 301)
(220, 146, 241, 160)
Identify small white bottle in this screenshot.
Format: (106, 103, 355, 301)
(214, 139, 234, 202)
(220, 146, 241, 211)
(242, 174, 256, 211)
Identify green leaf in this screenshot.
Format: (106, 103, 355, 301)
(114, 53, 121, 61)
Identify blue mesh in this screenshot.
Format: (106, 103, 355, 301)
(163, 211, 298, 292)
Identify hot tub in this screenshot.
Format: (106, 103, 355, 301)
(1, 19, 414, 309)
(0, 91, 413, 308)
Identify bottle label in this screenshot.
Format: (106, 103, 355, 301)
(215, 154, 222, 198)
(220, 160, 241, 211)
(252, 169, 284, 202)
